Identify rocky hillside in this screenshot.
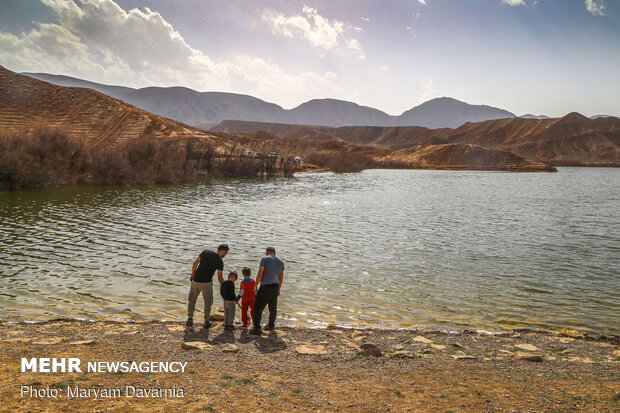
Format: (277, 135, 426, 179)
(213, 114, 620, 167)
(2, 67, 217, 147)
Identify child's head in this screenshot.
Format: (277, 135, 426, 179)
(242, 267, 251, 277)
(228, 271, 238, 281)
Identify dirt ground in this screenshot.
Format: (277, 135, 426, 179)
(0, 320, 618, 412)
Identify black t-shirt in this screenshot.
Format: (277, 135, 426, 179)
(220, 280, 236, 301)
(193, 250, 224, 283)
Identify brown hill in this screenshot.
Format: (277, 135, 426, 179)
(213, 115, 620, 166)
(381, 144, 556, 172)
(448, 114, 620, 166)
(223, 134, 555, 172)
(0, 66, 219, 147)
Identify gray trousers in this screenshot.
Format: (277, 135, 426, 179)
(223, 300, 236, 326)
(187, 281, 213, 322)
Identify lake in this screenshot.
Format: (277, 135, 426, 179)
(0, 168, 618, 333)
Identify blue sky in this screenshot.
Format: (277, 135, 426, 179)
(0, 0, 618, 117)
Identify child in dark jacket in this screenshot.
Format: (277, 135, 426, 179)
(235, 267, 256, 328)
(220, 271, 238, 330)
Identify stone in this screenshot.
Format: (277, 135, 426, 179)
(340, 338, 358, 348)
(569, 357, 593, 363)
(2, 337, 34, 343)
(210, 312, 225, 322)
(221, 344, 239, 353)
(613, 350, 620, 358)
(31, 338, 63, 345)
(391, 351, 415, 359)
(558, 337, 575, 344)
(430, 344, 446, 350)
(67, 340, 95, 345)
(452, 355, 476, 360)
(558, 329, 586, 338)
(181, 341, 213, 350)
(360, 343, 379, 350)
(351, 330, 366, 337)
(393, 344, 405, 350)
(295, 344, 327, 355)
(515, 343, 540, 352)
(352, 335, 367, 342)
(363, 347, 383, 357)
(413, 335, 433, 344)
(514, 351, 543, 362)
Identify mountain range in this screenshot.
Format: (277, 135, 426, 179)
(25, 72, 517, 129)
(0, 66, 560, 172)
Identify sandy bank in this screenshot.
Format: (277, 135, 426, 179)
(1, 320, 618, 412)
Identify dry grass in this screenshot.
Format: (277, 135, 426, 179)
(0, 129, 296, 189)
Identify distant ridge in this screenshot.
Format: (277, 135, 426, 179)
(212, 113, 620, 167)
(24, 72, 515, 129)
(397, 97, 515, 128)
(520, 114, 552, 119)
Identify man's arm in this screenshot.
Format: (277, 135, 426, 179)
(217, 270, 224, 284)
(190, 256, 200, 281)
(278, 270, 284, 296)
(254, 266, 264, 294)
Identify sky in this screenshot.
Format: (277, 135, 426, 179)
(0, 0, 619, 117)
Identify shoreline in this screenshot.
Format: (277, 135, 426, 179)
(1, 319, 618, 411)
(2, 316, 619, 338)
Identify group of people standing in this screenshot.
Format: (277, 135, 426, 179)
(186, 244, 284, 335)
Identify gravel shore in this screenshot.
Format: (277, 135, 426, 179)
(1, 319, 618, 412)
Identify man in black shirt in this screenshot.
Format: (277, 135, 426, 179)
(187, 244, 229, 328)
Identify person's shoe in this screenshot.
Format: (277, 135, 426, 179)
(186, 317, 193, 327)
(202, 321, 213, 329)
(264, 324, 275, 331)
(224, 325, 235, 331)
(249, 327, 262, 335)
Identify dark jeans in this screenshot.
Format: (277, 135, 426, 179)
(253, 284, 279, 328)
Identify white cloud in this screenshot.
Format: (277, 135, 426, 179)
(418, 0, 427, 5)
(263, 5, 366, 60)
(346, 39, 366, 60)
(585, 0, 606, 16)
(0, 0, 344, 108)
(502, 0, 525, 6)
(263, 5, 344, 49)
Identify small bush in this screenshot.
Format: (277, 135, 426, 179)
(0, 129, 298, 189)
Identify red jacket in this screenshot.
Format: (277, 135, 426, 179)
(238, 278, 256, 302)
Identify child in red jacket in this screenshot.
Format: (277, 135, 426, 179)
(235, 267, 256, 328)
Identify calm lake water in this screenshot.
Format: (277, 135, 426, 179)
(0, 168, 618, 333)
